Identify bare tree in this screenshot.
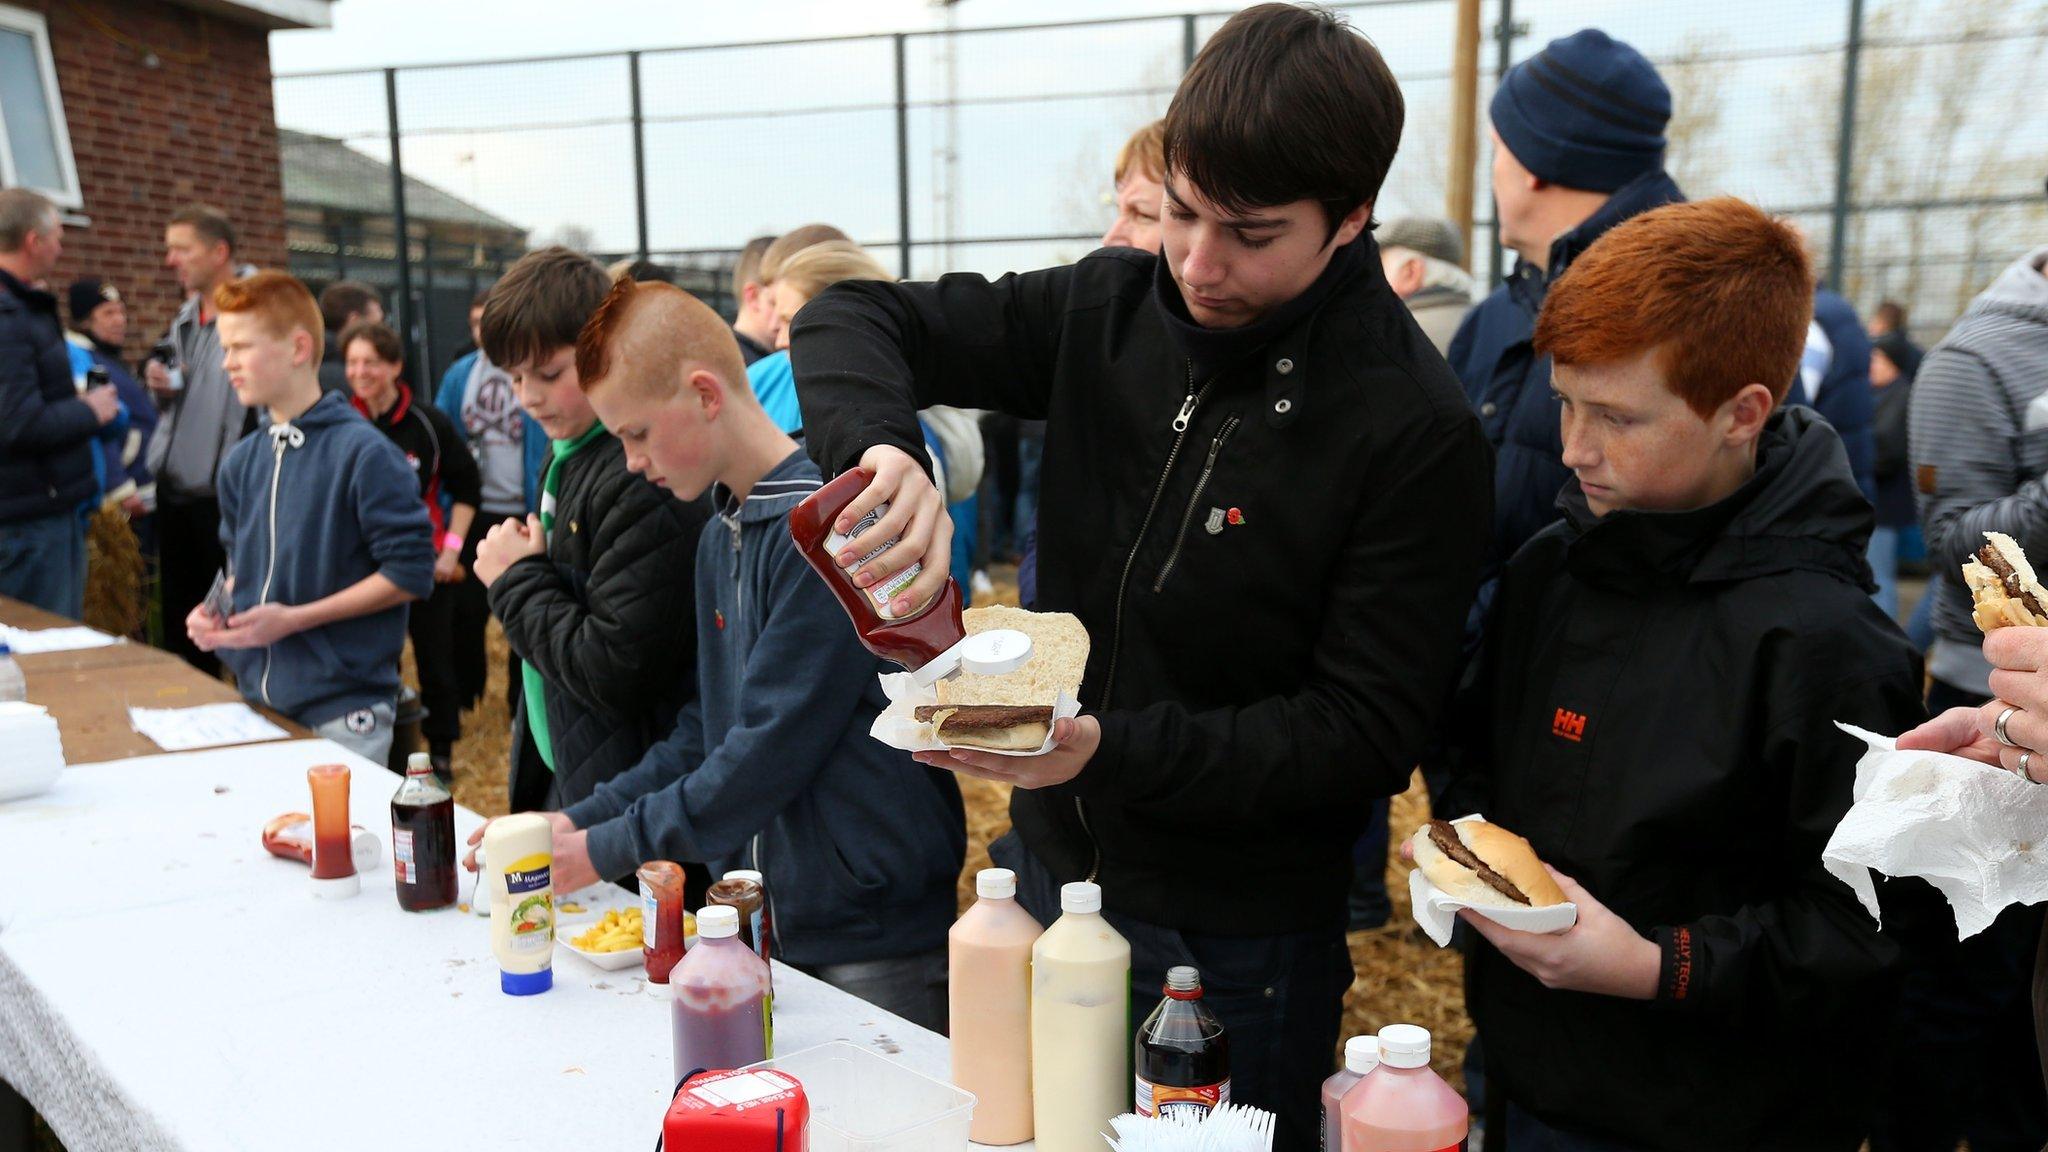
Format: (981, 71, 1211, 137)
(1775, 0, 2048, 331)
(540, 223, 598, 253)
(1660, 32, 1729, 198)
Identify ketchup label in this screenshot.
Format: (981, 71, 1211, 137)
(642, 889, 660, 950)
(823, 502, 922, 619)
(1135, 1076, 1229, 1120)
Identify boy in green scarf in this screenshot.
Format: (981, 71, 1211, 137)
(470, 248, 711, 820)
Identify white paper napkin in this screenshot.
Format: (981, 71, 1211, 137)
(1408, 814, 1579, 947)
(1822, 722, 2048, 940)
(869, 672, 1081, 757)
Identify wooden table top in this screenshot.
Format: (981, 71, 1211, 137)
(1, 596, 306, 763)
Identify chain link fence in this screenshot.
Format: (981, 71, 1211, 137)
(273, 0, 2048, 384)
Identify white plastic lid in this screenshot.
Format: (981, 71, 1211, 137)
(1345, 1035, 1382, 1074)
(977, 868, 1017, 900)
(646, 979, 674, 1001)
(723, 869, 764, 885)
(698, 905, 740, 939)
(1060, 881, 1102, 915)
(1376, 1024, 1431, 1068)
(407, 752, 433, 776)
(912, 628, 1035, 688)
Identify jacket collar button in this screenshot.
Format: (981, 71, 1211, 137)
(1275, 358, 1295, 375)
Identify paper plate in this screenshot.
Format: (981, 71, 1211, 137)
(558, 919, 646, 971)
(1407, 815, 1578, 947)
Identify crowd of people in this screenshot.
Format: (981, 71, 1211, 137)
(1, 4, 2045, 1150)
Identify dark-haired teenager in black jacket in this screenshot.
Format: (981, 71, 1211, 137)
(789, 8, 1490, 1145)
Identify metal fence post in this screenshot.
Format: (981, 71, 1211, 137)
(1488, 0, 1520, 287)
(894, 33, 912, 278)
(1182, 14, 1198, 70)
(384, 67, 417, 373)
(630, 51, 650, 263)
(419, 232, 437, 381)
(1826, 0, 1866, 295)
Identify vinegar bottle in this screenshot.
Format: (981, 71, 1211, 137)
(390, 753, 456, 911)
(1135, 966, 1229, 1120)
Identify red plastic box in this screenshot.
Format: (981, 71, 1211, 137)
(663, 1067, 809, 1151)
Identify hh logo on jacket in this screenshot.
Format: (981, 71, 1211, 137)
(1551, 707, 1588, 743)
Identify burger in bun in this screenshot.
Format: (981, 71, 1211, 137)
(1409, 818, 1567, 909)
(912, 605, 1089, 751)
(1962, 531, 2048, 632)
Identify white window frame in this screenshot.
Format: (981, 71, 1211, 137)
(0, 4, 83, 209)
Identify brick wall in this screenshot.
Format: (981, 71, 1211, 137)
(10, 0, 287, 355)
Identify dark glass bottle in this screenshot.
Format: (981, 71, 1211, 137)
(1135, 965, 1229, 1121)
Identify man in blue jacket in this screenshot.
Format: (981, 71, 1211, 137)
(0, 189, 121, 618)
(186, 272, 434, 766)
(1450, 29, 1876, 636)
(469, 278, 965, 1033)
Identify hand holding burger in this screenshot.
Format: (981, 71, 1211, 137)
(1898, 532, 2048, 783)
(1408, 818, 1659, 1000)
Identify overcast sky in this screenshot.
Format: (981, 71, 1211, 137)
(266, 0, 2043, 297)
(269, 0, 1247, 73)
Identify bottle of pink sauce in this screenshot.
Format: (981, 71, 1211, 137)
(949, 867, 1043, 1145)
(1341, 1024, 1468, 1152)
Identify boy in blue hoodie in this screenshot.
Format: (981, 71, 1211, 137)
(467, 278, 964, 1031)
(185, 272, 435, 765)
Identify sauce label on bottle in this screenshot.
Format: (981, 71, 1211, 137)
(393, 828, 416, 885)
(503, 853, 553, 954)
(1135, 1077, 1229, 1121)
(642, 888, 660, 951)
(822, 502, 922, 619)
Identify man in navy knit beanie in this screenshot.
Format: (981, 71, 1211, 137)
(1443, 28, 1875, 648)
(1446, 29, 1682, 641)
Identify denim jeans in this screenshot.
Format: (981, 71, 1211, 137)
(992, 833, 1354, 1152)
(312, 698, 397, 769)
(795, 948, 949, 1035)
(0, 510, 85, 620)
(1868, 524, 1900, 620)
(1348, 798, 1392, 930)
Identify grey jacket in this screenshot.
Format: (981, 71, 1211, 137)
(1910, 245, 2048, 694)
(146, 291, 248, 500)
(1406, 284, 1473, 358)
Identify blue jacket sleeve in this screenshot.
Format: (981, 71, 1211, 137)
(436, 353, 473, 419)
(524, 417, 549, 514)
(573, 535, 886, 880)
(351, 435, 437, 600)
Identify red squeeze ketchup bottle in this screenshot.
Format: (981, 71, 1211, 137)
(791, 467, 1033, 686)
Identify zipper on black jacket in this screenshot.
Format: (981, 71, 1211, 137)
(1082, 360, 1214, 885)
(1152, 416, 1240, 593)
(1103, 361, 1211, 708)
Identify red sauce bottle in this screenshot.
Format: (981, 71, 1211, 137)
(790, 468, 969, 674)
(638, 860, 688, 988)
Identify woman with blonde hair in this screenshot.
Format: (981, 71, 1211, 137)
(768, 240, 986, 598)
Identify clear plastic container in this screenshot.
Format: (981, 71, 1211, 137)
(749, 1041, 975, 1152)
